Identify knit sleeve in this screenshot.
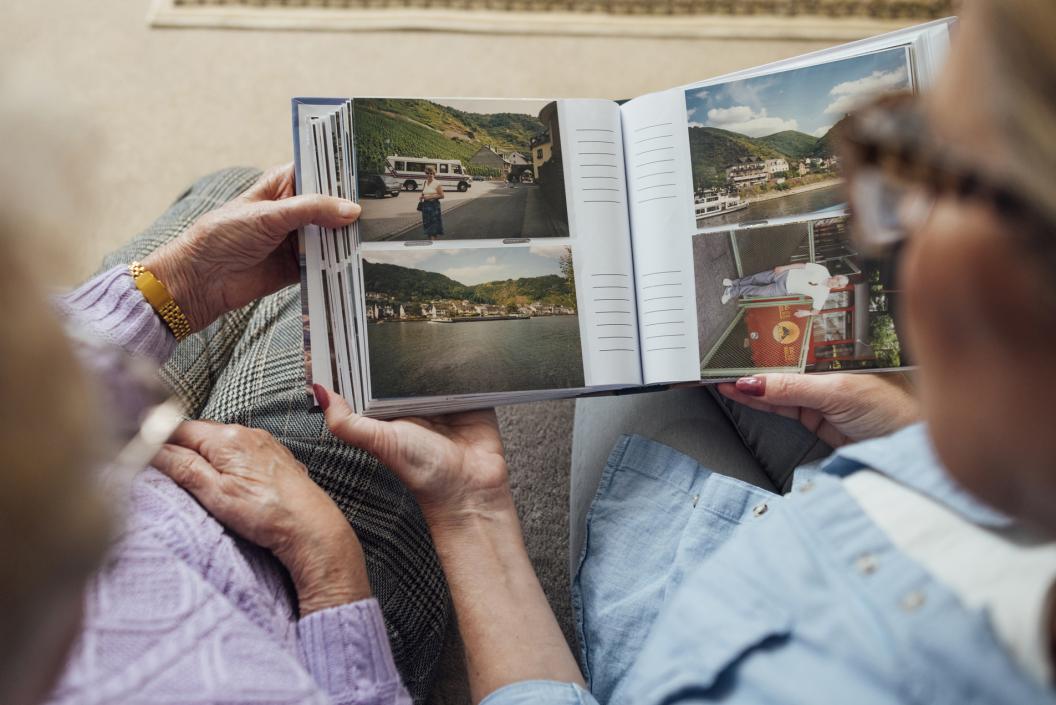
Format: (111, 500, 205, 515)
(52, 265, 176, 364)
(297, 598, 411, 705)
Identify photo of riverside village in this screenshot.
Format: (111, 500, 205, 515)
(693, 215, 903, 378)
(352, 98, 569, 242)
(684, 46, 913, 230)
(362, 245, 583, 399)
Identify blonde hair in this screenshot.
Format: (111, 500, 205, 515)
(979, 0, 1056, 227)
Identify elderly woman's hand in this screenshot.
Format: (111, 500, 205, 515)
(718, 372, 919, 448)
(153, 420, 370, 616)
(141, 164, 361, 333)
(314, 386, 510, 531)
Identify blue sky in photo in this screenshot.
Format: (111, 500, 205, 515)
(685, 47, 912, 139)
(364, 245, 568, 285)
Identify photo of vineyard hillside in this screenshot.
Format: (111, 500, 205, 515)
(352, 97, 570, 242)
(352, 98, 548, 175)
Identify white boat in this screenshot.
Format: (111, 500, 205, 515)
(695, 189, 749, 220)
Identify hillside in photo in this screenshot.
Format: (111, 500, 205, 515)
(353, 98, 547, 174)
(364, 260, 575, 309)
(688, 124, 839, 190)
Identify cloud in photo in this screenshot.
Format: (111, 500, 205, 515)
(824, 66, 909, 116)
(702, 106, 799, 138)
(364, 246, 566, 286)
(684, 47, 912, 140)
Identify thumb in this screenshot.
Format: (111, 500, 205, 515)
(742, 374, 845, 410)
(726, 373, 845, 413)
(315, 384, 400, 467)
(251, 194, 361, 237)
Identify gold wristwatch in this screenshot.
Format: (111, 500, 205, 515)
(128, 261, 192, 341)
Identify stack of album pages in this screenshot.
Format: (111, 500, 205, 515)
(293, 17, 953, 417)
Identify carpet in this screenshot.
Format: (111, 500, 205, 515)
(148, 0, 956, 40)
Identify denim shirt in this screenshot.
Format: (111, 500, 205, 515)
(483, 424, 1056, 705)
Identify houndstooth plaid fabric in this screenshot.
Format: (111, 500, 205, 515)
(98, 167, 450, 704)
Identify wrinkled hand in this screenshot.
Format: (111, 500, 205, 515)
(153, 420, 370, 615)
(142, 163, 361, 332)
(718, 373, 919, 448)
(314, 385, 510, 529)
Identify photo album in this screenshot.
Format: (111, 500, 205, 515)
(293, 18, 953, 417)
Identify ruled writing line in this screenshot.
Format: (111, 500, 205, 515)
(634, 134, 673, 143)
(634, 122, 672, 132)
(636, 147, 674, 156)
(635, 158, 675, 167)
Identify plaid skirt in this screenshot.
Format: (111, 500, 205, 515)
(98, 168, 450, 703)
(421, 199, 444, 237)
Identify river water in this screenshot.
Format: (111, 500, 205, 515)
(700, 183, 846, 229)
(368, 315, 585, 399)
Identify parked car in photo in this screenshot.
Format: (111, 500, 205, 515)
(358, 173, 402, 198)
(472, 174, 485, 182)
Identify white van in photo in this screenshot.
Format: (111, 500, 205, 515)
(385, 156, 472, 192)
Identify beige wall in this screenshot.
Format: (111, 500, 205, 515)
(2, 1, 870, 283)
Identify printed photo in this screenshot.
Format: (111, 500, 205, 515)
(352, 98, 570, 242)
(684, 47, 913, 230)
(361, 245, 583, 398)
(693, 215, 903, 377)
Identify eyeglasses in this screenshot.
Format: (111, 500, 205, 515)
(838, 92, 1056, 261)
(65, 327, 187, 487)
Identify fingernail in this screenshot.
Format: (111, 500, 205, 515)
(338, 200, 360, 219)
(735, 377, 766, 397)
(312, 383, 331, 411)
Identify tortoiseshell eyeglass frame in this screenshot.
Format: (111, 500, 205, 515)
(837, 92, 1055, 264)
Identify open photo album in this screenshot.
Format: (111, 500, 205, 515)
(293, 18, 953, 417)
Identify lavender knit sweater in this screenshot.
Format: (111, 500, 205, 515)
(48, 267, 412, 705)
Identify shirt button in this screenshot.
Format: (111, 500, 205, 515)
(855, 553, 878, 575)
(798, 480, 815, 493)
(752, 502, 769, 517)
(900, 591, 926, 612)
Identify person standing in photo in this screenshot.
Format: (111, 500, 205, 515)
(419, 166, 444, 240)
(721, 262, 848, 318)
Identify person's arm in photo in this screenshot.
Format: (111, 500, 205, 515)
(773, 263, 805, 274)
(319, 390, 591, 705)
(435, 183, 445, 201)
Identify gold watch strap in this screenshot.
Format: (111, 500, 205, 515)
(129, 261, 192, 341)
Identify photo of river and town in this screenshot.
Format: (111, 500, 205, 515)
(362, 245, 584, 399)
(684, 46, 913, 231)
